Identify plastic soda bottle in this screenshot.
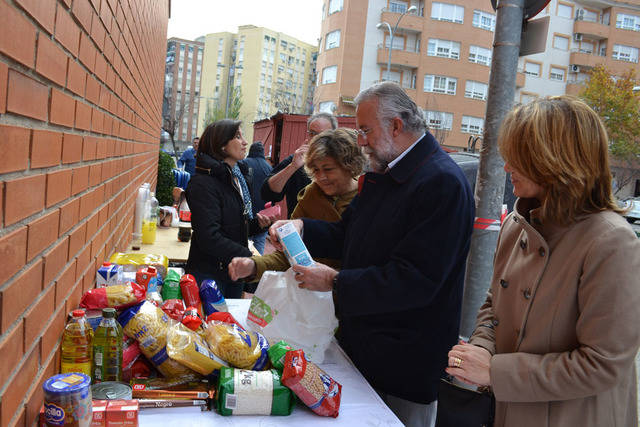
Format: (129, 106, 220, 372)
(92, 308, 123, 383)
(60, 309, 94, 377)
(142, 192, 158, 244)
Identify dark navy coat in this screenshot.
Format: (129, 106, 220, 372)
(302, 132, 475, 403)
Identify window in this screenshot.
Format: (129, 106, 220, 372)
(318, 101, 336, 113)
(472, 10, 495, 31)
(523, 61, 541, 77)
(549, 66, 565, 81)
(469, 45, 492, 66)
(612, 44, 639, 63)
(326, 30, 341, 49)
(557, 3, 573, 19)
(329, 0, 343, 14)
(427, 39, 460, 59)
(616, 13, 640, 31)
(390, 0, 408, 13)
(385, 35, 406, 50)
(464, 80, 488, 100)
(423, 74, 457, 95)
(423, 110, 453, 130)
(552, 34, 569, 50)
(431, 2, 464, 24)
(461, 116, 484, 134)
(322, 65, 337, 84)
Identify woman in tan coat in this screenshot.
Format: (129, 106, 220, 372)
(446, 96, 640, 427)
(228, 128, 366, 283)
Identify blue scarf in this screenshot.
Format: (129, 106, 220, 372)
(232, 165, 253, 219)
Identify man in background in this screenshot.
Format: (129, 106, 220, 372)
(240, 141, 273, 255)
(178, 136, 199, 176)
(261, 112, 337, 218)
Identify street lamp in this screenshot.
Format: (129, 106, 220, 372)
(377, 5, 417, 81)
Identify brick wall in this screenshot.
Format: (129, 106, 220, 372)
(0, 0, 169, 425)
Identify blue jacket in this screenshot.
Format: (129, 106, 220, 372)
(178, 147, 197, 176)
(302, 132, 474, 403)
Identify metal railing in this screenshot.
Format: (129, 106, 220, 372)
(377, 43, 420, 53)
(381, 6, 422, 16)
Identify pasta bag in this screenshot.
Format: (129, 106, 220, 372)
(204, 322, 269, 370)
(166, 323, 228, 375)
(80, 282, 145, 310)
(118, 301, 197, 378)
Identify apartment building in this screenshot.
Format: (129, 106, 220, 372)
(196, 26, 318, 142)
(314, 0, 639, 150)
(163, 37, 204, 150)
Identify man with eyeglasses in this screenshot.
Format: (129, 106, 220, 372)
(260, 112, 337, 218)
(268, 82, 475, 426)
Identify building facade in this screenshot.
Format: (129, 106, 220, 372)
(314, 0, 639, 150)
(163, 37, 204, 151)
(196, 26, 318, 142)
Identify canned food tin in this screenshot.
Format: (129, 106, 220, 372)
(91, 382, 133, 400)
(43, 373, 92, 427)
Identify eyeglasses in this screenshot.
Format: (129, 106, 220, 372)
(356, 128, 372, 140)
(307, 130, 320, 137)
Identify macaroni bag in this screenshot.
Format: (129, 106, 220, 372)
(166, 323, 228, 375)
(204, 322, 269, 370)
(80, 282, 145, 310)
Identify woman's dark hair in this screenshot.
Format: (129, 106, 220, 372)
(198, 119, 242, 161)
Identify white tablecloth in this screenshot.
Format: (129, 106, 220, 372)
(139, 299, 403, 426)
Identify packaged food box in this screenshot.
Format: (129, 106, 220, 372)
(106, 400, 138, 426)
(91, 400, 108, 427)
(275, 222, 314, 267)
(97, 263, 123, 287)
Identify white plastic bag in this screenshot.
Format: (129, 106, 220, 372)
(246, 269, 338, 363)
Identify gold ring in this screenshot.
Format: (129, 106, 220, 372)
(453, 357, 463, 368)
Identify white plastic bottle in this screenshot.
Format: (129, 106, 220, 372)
(132, 183, 150, 250)
(142, 192, 159, 244)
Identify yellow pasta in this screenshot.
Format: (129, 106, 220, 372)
(204, 323, 269, 370)
(105, 285, 136, 307)
(166, 323, 228, 375)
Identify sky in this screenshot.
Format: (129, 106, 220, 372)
(167, 0, 325, 45)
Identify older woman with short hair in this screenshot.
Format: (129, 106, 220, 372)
(228, 128, 366, 283)
(446, 96, 640, 427)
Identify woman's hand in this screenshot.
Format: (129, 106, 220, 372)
(291, 263, 336, 292)
(445, 341, 492, 387)
(267, 219, 304, 252)
(228, 257, 257, 281)
(256, 212, 276, 229)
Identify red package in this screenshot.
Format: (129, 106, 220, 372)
(258, 202, 281, 218)
(161, 299, 186, 321)
(106, 400, 138, 426)
(80, 282, 145, 309)
(122, 336, 141, 371)
(205, 311, 244, 329)
(281, 349, 341, 417)
(179, 274, 202, 316)
(123, 358, 154, 381)
(181, 306, 203, 331)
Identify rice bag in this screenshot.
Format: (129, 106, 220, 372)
(268, 341, 294, 373)
(204, 322, 269, 370)
(281, 349, 341, 417)
(118, 301, 197, 378)
(166, 323, 228, 375)
(216, 367, 294, 416)
(80, 282, 145, 310)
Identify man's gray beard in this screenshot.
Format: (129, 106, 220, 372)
(364, 155, 388, 173)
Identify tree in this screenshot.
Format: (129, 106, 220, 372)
(580, 65, 640, 194)
(161, 90, 188, 163)
(202, 86, 243, 127)
(423, 96, 451, 146)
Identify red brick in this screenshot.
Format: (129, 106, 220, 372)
(61, 134, 82, 165)
(79, 32, 96, 71)
(35, 35, 67, 87)
(72, 0, 93, 33)
(41, 306, 64, 360)
(4, 175, 46, 226)
(79, 192, 93, 220)
(15, 0, 56, 34)
(43, 237, 68, 285)
(75, 100, 91, 130)
(68, 222, 86, 260)
(49, 89, 75, 128)
(104, 37, 115, 65)
(91, 13, 106, 52)
(85, 75, 100, 105)
(55, 5, 80, 56)
(23, 299, 50, 366)
(91, 108, 104, 134)
(94, 53, 107, 83)
(0, 125, 30, 174)
(66, 60, 86, 96)
(58, 197, 79, 235)
(54, 260, 76, 307)
(0, 62, 7, 113)
(74, 245, 91, 284)
(82, 136, 97, 161)
(27, 210, 60, 260)
(31, 129, 63, 169)
(0, 1, 36, 67)
(0, 259, 43, 334)
(89, 163, 102, 187)
(46, 169, 72, 208)
(0, 226, 27, 287)
(0, 323, 25, 391)
(71, 165, 89, 195)
(85, 211, 99, 240)
(25, 366, 47, 427)
(6, 71, 49, 122)
(61, 0, 72, 8)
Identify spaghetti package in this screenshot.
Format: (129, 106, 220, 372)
(205, 322, 269, 370)
(118, 301, 197, 378)
(166, 323, 228, 375)
(216, 367, 294, 416)
(80, 282, 145, 309)
(281, 349, 342, 418)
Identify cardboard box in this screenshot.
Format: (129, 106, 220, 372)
(96, 263, 123, 287)
(106, 400, 138, 426)
(91, 400, 108, 427)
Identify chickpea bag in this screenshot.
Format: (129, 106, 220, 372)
(80, 282, 145, 310)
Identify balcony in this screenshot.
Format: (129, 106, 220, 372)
(377, 46, 420, 69)
(516, 71, 525, 88)
(569, 50, 607, 70)
(574, 19, 609, 40)
(380, 9, 423, 33)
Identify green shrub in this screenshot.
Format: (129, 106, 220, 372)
(157, 151, 175, 206)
